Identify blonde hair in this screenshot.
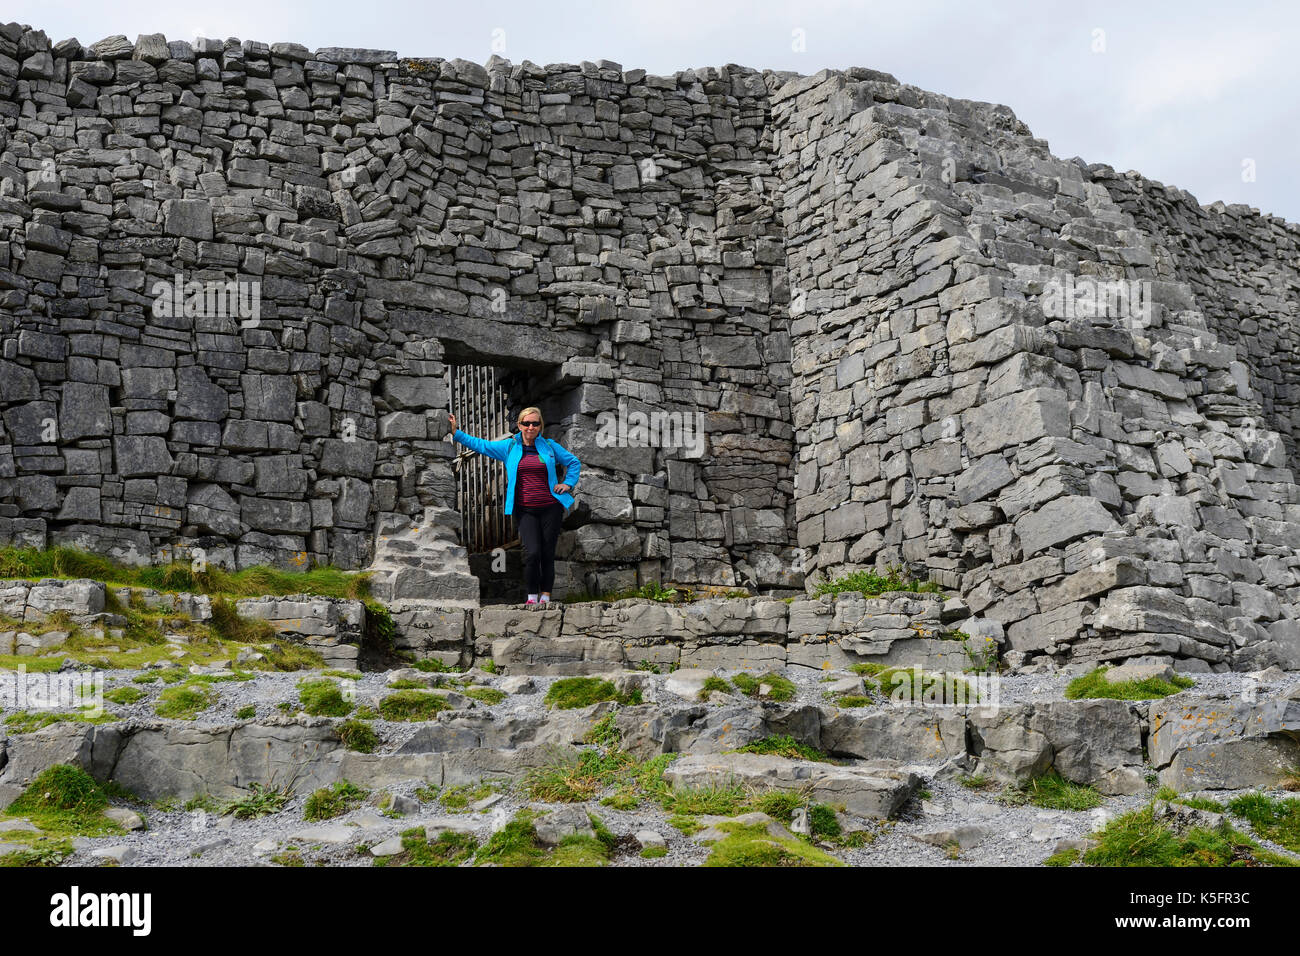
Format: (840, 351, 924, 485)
(517, 406, 544, 429)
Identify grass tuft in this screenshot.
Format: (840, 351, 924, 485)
(730, 672, 796, 702)
(813, 566, 942, 599)
(3, 765, 124, 836)
(220, 783, 292, 820)
(375, 828, 478, 867)
(154, 684, 216, 720)
(302, 781, 368, 821)
(1081, 803, 1296, 867)
(1000, 771, 1104, 811)
(1227, 792, 1300, 853)
(336, 719, 379, 753)
(544, 677, 639, 709)
(733, 735, 832, 763)
(297, 679, 353, 717)
(378, 691, 452, 721)
(1065, 666, 1195, 701)
(702, 820, 844, 867)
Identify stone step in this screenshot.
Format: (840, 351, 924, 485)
(662, 752, 920, 820)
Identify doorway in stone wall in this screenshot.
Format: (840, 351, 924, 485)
(446, 362, 517, 555)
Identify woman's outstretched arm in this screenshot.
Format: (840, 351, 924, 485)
(448, 413, 511, 462)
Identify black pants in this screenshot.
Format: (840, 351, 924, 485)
(515, 503, 564, 593)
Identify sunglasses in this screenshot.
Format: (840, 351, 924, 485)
(519, 421, 541, 427)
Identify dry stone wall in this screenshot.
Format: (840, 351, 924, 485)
(0, 22, 1297, 670)
(770, 69, 1300, 671)
(0, 23, 796, 601)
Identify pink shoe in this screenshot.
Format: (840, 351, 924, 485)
(525, 597, 538, 606)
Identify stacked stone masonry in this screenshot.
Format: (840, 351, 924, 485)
(0, 23, 1296, 670)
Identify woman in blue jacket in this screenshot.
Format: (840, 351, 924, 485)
(448, 407, 581, 606)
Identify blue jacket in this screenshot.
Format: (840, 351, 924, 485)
(452, 430, 582, 515)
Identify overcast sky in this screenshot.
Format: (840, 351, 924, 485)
(14, 0, 1300, 224)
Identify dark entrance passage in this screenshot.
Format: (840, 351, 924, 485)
(446, 362, 516, 554)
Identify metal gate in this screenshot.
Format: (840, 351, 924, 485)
(447, 363, 516, 553)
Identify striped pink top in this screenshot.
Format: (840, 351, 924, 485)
(517, 444, 554, 508)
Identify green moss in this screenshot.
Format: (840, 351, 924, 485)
(479, 659, 498, 674)
(640, 844, 668, 859)
(544, 677, 635, 709)
(154, 684, 215, 720)
(733, 735, 832, 762)
(958, 773, 994, 791)
(439, 782, 502, 812)
(668, 814, 702, 836)
(475, 811, 545, 867)
(253, 642, 327, 672)
(703, 820, 844, 867)
(387, 678, 427, 690)
(730, 672, 796, 702)
(376, 828, 478, 867)
(303, 781, 368, 821)
(546, 833, 610, 867)
(270, 851, 305, 867)
(600, 788, 641, 810)
(379, 690, 452, 721)
(410, 657, 456, 673)
(0, 546, 372, 601)
(2, 765, 125, 837)
(235, 705, 256, 720)
(336, 719, 379, 753)
(297, 679, 353, 717)
(1000, 771, 1104, 811)
(809, 804, 842, 839)
(1064, 666, 1195, 701)
(463, 686, 506, 705)
(104, 686, 147, 705)
(3, 710, 117, 735)
(750, 790, 803, 823)
(1227, 793, 1300, 852)
(827, 694, 873, 708)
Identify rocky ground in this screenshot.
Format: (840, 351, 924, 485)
(2, 662, 1298, 867)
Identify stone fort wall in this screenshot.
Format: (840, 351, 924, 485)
(0, 23, 1297, 668)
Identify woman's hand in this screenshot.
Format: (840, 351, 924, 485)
(554, 483, 571, 495)
(447, 413, 457, 434)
